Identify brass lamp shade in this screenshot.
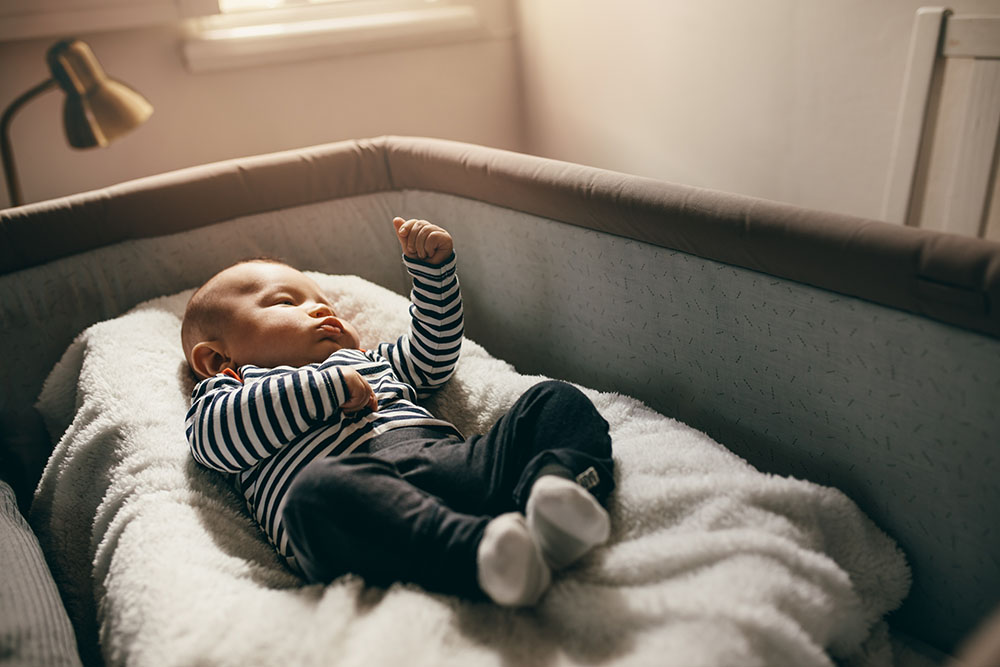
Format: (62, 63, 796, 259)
(47, 40, 153, 149)
(1, 38, 153, 206)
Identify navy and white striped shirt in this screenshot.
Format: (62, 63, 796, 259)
(185, 254, 463, 566)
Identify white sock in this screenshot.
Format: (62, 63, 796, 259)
(526, 474, 611, 570)
(476, 512, 551, 607)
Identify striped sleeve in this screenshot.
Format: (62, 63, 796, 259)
(185, 361, 352, 474)
(379, 253, 463, 397)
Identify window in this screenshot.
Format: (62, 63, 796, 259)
(220, 0, 351, 10)
(221, 0, 343, 10)
(183, 0, 513, 72)
(0, 1, 513, 72)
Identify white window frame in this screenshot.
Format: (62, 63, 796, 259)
(182, 0, 513, 73)
(0, 0, 513, 74)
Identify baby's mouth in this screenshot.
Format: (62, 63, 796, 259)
(318, 317, 343, 336)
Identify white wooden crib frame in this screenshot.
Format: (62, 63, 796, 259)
(883, 7, 1000, 239)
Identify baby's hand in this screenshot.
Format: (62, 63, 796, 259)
(340, 368, 378, 414)
(393, 217, 454, 265)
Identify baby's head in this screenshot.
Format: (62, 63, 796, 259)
(181, 259, 361, 379)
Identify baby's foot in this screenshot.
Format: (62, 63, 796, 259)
(477, 512, 551, 607)
(526, 474, 611, 570)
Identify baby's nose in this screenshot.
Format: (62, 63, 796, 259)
(310, 303, 333, 317)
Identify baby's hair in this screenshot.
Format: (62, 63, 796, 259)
(180, 257, 289, 371)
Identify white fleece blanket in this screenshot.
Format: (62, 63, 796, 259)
(32, 274, 909, 667)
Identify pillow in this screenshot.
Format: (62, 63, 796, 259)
(0, 479, 81, 666)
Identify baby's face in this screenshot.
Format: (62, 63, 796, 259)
(210, 262, 361, 370)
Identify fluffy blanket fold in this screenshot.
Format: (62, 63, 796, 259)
(32, 274, 909, 667)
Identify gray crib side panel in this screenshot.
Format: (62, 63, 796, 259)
(402, 190, 1000, 653)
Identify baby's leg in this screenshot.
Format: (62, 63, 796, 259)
(281, 453, 551, 606)
(466, 380, 616, 570)
(418, 380, 615, 518)
(281, 454, 488, 598)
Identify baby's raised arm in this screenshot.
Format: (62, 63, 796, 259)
(377, 216, 463, 398)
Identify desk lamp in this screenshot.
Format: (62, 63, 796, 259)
(1, 39, 153, 207)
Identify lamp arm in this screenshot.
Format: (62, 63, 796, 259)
(1, 78, 57, 207)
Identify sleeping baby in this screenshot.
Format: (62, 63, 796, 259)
(180, 216, 615, 606)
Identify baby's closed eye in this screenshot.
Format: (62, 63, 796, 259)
(266, 292, 298, 306)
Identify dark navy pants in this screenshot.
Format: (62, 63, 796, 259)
(281, 380, 614, 598)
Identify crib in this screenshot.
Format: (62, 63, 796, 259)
(1, 136, 997, 666)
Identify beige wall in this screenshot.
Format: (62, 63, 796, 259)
(514, 0, 999, 220)
(0, 23, 524, 208)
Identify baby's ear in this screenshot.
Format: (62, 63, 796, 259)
(190, 341, 232, 379)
